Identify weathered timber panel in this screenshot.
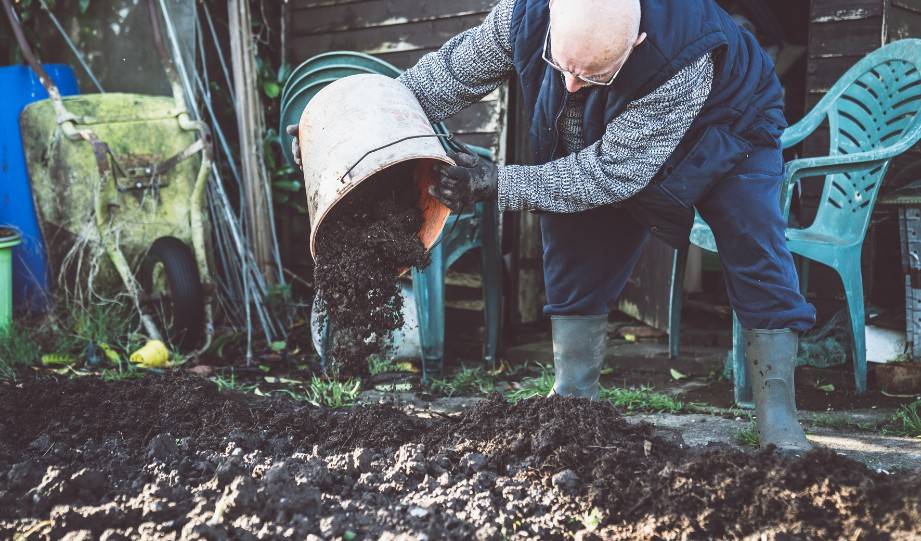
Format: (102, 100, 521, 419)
(291, 0, 495, 34)
(288, 0, 507, 159)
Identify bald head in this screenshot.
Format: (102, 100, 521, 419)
(548, 0, 646, 92)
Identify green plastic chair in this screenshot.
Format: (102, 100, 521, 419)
(669, 39, 921, 406)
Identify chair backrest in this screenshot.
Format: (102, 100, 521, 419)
(812, 40, 921, 243)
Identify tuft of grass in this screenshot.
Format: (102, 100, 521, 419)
(0, 322, 40, 381)
(211, 371, 258, 394)
(600, 386, 689, 413)
(430, 365, 497, 397)
(505, 362, 699, 413)
(735, 422, 760, 447)
(883, 400, 921, 438)
(303, 376, 361, 408)
(809, 412, 878, 431)
(368, 355, 397, 376)
(505, 363, 555, 402)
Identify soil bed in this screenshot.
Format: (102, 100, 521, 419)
(313, 163, 429, 378)
(1, 375, 920, 540)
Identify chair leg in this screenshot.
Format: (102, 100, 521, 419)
(799, 258, 812, 296)
(732, 312, 754, 408)
(839, 262, 868, 394)
(413, 242, 446, 384)
(668, 246, 688, 359)
(480, 200, 502, 369)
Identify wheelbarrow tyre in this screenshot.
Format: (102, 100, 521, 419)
(139, 236, 205, 350)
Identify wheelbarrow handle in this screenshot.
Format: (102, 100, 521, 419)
(1, 0, 62, 100)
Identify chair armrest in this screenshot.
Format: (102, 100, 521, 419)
(780, 94, 836, 149)
(780, 151, 889, 218)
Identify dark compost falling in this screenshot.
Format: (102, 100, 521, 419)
(313, 162, 430, 377)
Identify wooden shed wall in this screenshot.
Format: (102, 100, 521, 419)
(287, 0, 507, 160)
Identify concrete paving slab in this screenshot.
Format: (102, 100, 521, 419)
(628, 413, 921, 472)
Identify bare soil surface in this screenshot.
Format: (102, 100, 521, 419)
(1, 375, 920, 540)
(313, 163, 429, 378)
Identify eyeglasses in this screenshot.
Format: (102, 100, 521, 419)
(541, 23, 628, 86)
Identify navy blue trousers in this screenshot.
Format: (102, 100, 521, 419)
(540, 146, 816, 333)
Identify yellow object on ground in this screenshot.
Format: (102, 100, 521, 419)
(41, 353, 76, 367)
(130, 340, 170, 368)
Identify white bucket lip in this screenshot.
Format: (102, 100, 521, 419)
(307, 153, 455, 259)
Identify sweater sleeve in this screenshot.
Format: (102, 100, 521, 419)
(396, 0, 516, 123)
(498, 53, 715, 213)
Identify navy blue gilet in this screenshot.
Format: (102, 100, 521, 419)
(510, 0, 787, 247)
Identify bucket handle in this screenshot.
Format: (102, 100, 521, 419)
(338, 133, 472, 184)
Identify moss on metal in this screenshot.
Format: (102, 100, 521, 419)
(20, 93, 201, 293)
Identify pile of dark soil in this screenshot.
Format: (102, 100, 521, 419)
(1, 375, 919, 540)
(313, 162, 429, 377)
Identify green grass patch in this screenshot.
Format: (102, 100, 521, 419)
(505, 363, 555, 402)
(504, 362, 699, 413)
(430, 366, 498, 397)
(0, 322, 40, 381)
(735, 422, 760, 447)
(303, 377, 361, 408)
(809, 412, 879, 431)
(600, 386, 690, 414)
(883, 400, 921, 438)
(211, 371, 259, 394)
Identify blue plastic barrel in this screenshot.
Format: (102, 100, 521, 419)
(0, 64, 79, 312)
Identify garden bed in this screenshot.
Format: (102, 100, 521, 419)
(1, 375, 920, 540)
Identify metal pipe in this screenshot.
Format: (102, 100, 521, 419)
(38, 0, 105, 94)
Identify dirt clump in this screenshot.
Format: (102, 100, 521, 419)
(1, 375, 920, 540)
(313, 162, 429, 378)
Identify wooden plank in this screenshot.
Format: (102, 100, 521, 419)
(290, 13, 485, 55)
(292, 0, 494, 34)
(888, 5, 921, 40)
(892, 0, 921, 16)
(810, 0, 883, 21)
(293, 0, 379, 9)
(806, 55, 865, 92)
(443, 100, 504, 134)
(619, 237, 675, 331)
(807, 16, 884, 58)
(373, 47, 436, 70)
(229, 0, 277, 283)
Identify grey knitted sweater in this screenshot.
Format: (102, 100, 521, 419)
(397, 0, 714, 213)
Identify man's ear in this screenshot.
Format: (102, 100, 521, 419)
(635, 32, 648, 47)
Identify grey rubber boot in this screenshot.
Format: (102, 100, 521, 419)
(548, 315, 608, 400)
(744, 328, 812, 454)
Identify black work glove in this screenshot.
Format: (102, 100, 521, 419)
(430, 151, 498, 212)
(286, 124, 302, 169)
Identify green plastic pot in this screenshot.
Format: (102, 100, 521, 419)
(0, 228, 22, 332)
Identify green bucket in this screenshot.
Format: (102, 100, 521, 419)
(0, 228, 22, 332)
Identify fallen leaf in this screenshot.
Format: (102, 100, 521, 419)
(670, 368, 688, 381)
(186, 365, 215, 377)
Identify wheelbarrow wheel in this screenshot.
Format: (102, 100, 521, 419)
(139, 236, 205, 350)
